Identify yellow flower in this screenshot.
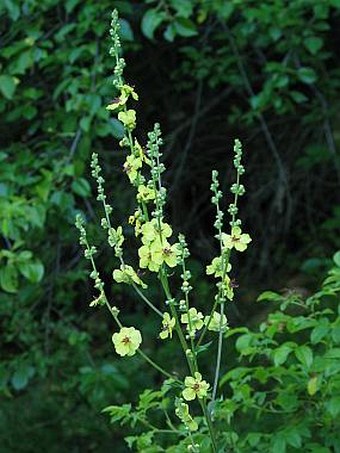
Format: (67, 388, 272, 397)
(112, 326, 142, 357)
(118, 109, 136, 130)
(204, 311, 228, 332)
(106, 84, 138, 111)
(159, 312, 176, 339)
(206, 256, 231, 277)
(113, 264, 147, 288)
(123, 154, 142, 183)
(182, 372, 210, 401)
(138, 244, 161, 272)
(181, 308, 204, 334)
(222, 274, 235, 301)
(141, 219, 172, 244)
(222, 226, 251, 252)
(151, 240, 180, 268)
(137, 185, 156, 203)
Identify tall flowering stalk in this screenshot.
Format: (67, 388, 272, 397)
(76, 10, 251, 452)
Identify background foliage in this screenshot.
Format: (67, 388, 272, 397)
(0, 0, 339, 451)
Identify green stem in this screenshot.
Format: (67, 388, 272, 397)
(200, 399, 218, 453)
(137, 349, 180, 382)
(212, 301, 225, 401)
(97, 274, 175, 384)
(132, 282, 163, 317)
(196, 297, 218, 348)
(160, 269, 190, 359)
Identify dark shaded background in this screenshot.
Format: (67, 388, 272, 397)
(0, 0, 339, 451)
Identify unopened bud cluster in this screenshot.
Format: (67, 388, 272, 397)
(210, 170, 224, 233)
(109, 10, 125, 88)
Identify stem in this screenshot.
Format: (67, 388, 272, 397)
(201, 400, 218, 453)
(160, 269, 190, 359)
(212, 301, 225, 401)
(196, 297, 218, 348)
(132, 282, 163, 317)
(137, 349, 179, 382)
(85, 244, 176, 382)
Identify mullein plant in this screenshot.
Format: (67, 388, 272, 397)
(75, 10, 251, 452)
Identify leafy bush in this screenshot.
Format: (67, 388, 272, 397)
(219, 252, 340, 452)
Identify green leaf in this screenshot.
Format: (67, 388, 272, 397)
(325, 396, 340, 417)
(11, 365, 35, 391)
(141, 9, 165, 39)
(0, 264, 18, 293)
(304, 37, 323, 55)
(4, 0, 20, 20)
(333, 251, 340, 267)
(110, 118, 125, 139)
(330, 0, 340, 8)
(235, 334, 253, 352)
(285, 428, 302, 448)
(257, 291, 282, 302)
(18, 259, 44, 283)
(71, 178, 91, 197)
(269, 27, 282, 41)
(170, 0, 193, 18)
(311, 319, 329, 344)
(80, 116, 91, 132)
(290, 90, 308, 103)
(65, 0, 80, 14)
(324, 348, 340, 359)
(119, 19, 134, 42)
(307, 376, 318, 396)
(273, 343, 293, 366)
(0, 75, 17, 100)
(163, 23, 176, 42)
(295, 345, 313, 368)
(174, 18, 198, 38)
(297, 67, 317, 84)
(195, 341, 213, 356)
(272, 435, 286, 453)
(102, 404, 132, 424)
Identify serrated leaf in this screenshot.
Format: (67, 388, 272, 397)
(102, 403, 132, 424)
